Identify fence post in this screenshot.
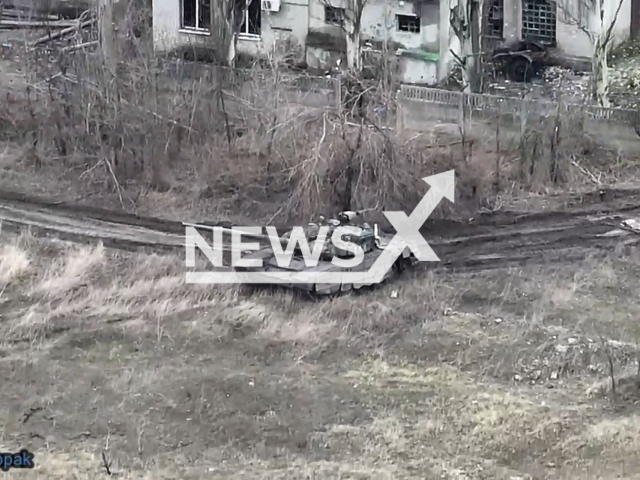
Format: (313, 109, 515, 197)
(458, 93, 470, 138)
(396, 96, 403, 132)
(459, 92, 471, 161)
(335, 77, 342, 110)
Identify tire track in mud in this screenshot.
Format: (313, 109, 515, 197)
(1, 188, 640, 274)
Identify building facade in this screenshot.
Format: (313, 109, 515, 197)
(151, 0, 635, 85)
(484, 0, 632, 59)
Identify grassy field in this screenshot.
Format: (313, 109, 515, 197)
(1, 231, 639, 479)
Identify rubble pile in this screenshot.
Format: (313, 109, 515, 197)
(489, 62, 640, 110)
(487, 66, 589, 103)
(540, 66, 590, 101)
(607, 44, 640, 108)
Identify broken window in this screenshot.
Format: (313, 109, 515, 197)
(181, 0, 211, 30)
(325, 6, 345, 25)
(397, 14, 420, 33)
(486, 0, 504, 38)
(522, 0, 557, 45)
(237, 0, 261, 36)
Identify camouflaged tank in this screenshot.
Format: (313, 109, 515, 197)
(291, 212, 376, 261)
(236, 210, 413, 295)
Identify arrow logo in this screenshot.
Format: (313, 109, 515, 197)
(186, 170, 455, 284)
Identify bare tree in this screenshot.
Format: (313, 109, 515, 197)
(320, 0, 369, 73)
(97, 0, 127, 73)
(559, 0, 626, 106)
(449, 0, 484, 92)
(210, 0, 250, 67)
(344, 0, 368, 73)
(211, 0, 235, 66)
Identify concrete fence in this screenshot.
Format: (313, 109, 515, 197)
(399, 84, 640, 127)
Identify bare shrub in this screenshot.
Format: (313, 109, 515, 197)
(484, 95, 597, 189)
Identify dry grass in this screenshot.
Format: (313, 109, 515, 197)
(0, 243, 31, 285)
(0, 232, 639, 479)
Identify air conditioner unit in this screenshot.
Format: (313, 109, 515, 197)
(261, 0, 281, 12)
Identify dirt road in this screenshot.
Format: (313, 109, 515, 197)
(1, 186, 640, 276)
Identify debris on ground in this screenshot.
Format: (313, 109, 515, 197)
(487, 40, 640, 109)
(30, 10, 96, 47)
(489, 39, 549, 83)
(608, 42, 640, 108)
(621, 218, 640, 233)
(0, 2, 86, 30)
(487, 65, 590, 104)
(1, 2, 97, 58)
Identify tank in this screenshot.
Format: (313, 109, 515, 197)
(234, 211, 414, 295)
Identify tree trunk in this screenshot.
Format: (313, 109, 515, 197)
(451, 0, 483, 93)
(592, 39, 610, 107)
(98, 0, 127, 73)
(227, 34, 237, 67)
(346, 30, 362, 72)
(469, 0, 483, 92)
(98, 0, 116, 72)
(460, 38, 474, 92)
(212, 0, 238, 66)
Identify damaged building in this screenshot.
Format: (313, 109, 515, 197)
(151, 0, 636, 85)
(484, 0, 633, 59)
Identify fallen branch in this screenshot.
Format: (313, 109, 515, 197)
(0, 19, 76, 28)
(37, 72, 79, 85)
(103, 157, 124, 208)
(31, 15, 95, 47)
(355, 201, 381, 215)
(344, 120, 394, 131)
(79, 160, 103, 180)
(1, 8, 60, 21)
(61, 40, 98, 53)
(571, 159, 601, 185)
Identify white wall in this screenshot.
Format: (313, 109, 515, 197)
(262, 0, 310, 50)
(555, 17, 592, 57)
(399, 56, 438, 83)
(556, 0, 631, 58)
(503, 0, 521, 41)
(361, 0, 439, 51)
(152, 0, 183, 51)
(308, 0, 440, 52)
(497, 0, 632, 59)
(152, 0, 309, 56)
(306, 0, 440, 82)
